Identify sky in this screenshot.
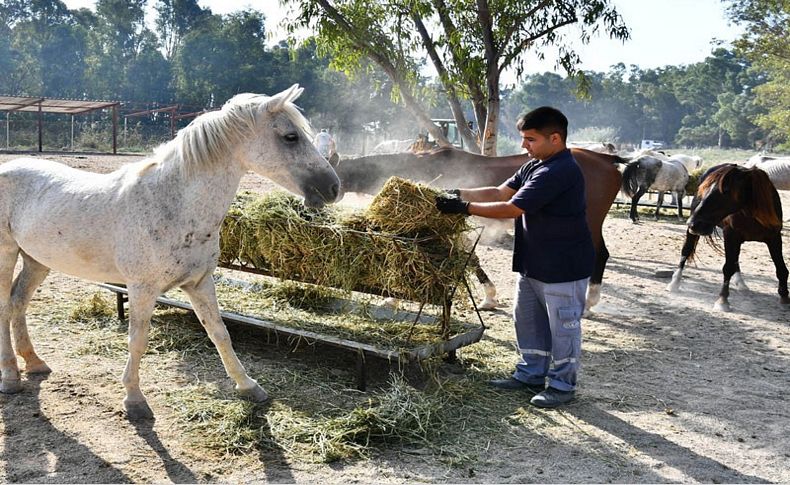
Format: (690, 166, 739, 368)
(61, 0, 742, 75)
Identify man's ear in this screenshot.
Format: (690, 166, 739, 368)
(550, 132, 563, 145)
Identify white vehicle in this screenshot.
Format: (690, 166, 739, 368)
(640, 139, 664, 150)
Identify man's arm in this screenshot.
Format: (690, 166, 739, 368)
(461, 182, 523, 219)
(459, 181, 516, 202)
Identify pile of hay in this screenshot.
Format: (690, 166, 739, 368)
(686, 167, 705, 196)
(219, 177, 473, 305)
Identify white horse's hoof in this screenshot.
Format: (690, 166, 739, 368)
(0, 379, 22, 394)
(478, 298, 499, 310)
(238, 384, 269, 403)
(25, 362, 52, 375)
(124, 399, 154, 420)
(713, 300, 731, 312)
(667, 282, 680, 293)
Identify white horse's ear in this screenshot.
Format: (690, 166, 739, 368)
(268, 84, 301, 112)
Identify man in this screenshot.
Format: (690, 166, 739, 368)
(313, 128, 337, 163)
(435, 107, 593, 408)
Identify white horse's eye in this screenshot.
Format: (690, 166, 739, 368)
(283, 133, 298, 143)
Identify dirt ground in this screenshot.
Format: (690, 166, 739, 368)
(0, 151, 789, 483)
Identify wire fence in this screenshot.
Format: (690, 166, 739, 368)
(0, 111, 188, 154)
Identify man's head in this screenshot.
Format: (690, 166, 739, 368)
(516, 106, 568, 161)
(321, 128, 328, 133)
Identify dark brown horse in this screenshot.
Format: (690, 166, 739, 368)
(333, 148, 624, 310)
(667, 164, 789, 311)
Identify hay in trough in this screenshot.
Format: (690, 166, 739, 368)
(68, 292, 115, 322)
(219, 178, 475, 305)
(686, 167, 705, 196)
(367, 177, 470, 238)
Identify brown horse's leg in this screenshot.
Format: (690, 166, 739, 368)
(715, 233, 743, 312)
(667, 230, 700, 292)
(585, 239, 609, 310)
(766, 233, 790, 304)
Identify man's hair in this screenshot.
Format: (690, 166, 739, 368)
(516, 106, 568, 142)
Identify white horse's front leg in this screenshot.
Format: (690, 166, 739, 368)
(667, 268, 684, 293)
(122, 285, 158, 420)
(479, 281, 499, 310)
(0, 247, 21, 394)
(182, 276, 268, 403)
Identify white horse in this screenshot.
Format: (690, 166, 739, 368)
(743, 155, 790, 190)
(0, 84, 340, 419)
(668, 153, 703, 171)
(371, 139, 414, 154)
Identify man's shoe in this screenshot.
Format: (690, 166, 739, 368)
(530, 387, 575, 408)
(488, 377, 545, 393)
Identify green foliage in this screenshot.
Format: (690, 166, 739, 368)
(726, 0, 790, 149)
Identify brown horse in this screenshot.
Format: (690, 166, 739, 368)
(333, 148, 624, 310)
(667, 164, 788, 311)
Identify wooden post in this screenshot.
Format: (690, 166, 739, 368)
(112, 105, 118, 154)
(70, 115, 74, 150)
(5, 112, 8, 149)
(37, 101, 42, 152)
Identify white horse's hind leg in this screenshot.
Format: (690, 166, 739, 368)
(122, 285, 158, 420)
(0, 245, 21, 394)
(182, 276, 268, 403)
(10, 253, 51, 374)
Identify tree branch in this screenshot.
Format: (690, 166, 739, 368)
(498, 16, 578, 75)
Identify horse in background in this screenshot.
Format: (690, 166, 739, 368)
(667, 164, 788, 311)
(332, 147, 624, 311)
(621, 152, 689, 222)
(743, 155, 790, 191)
(0, 85, 340, 419)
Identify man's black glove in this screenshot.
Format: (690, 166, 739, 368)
(435, 194, 470, 215)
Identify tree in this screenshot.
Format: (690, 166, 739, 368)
(283, 0, 628, 154)
(726, 0, 790, 149)
(154, 0, 210, 60)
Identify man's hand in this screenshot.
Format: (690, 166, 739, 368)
(435, 194, 470, 215)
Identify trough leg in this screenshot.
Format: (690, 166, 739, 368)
(116, 291, 126, 320)
(355, 351, 367, 391)
(181, 275, 268, 403)
(10, 253, 51, 374)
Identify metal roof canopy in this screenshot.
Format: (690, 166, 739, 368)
(0, 95, 120, 153)
(0, 95, 119, 114)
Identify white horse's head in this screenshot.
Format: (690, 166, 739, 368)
(176, 85, 340, 208)
(243, 85, 341, 207)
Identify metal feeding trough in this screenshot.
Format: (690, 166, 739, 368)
(100, 233, 487, 390)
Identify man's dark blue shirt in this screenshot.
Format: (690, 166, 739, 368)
(505, 148, 594, 283)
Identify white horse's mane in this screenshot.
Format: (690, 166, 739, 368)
(152, 86, 313, 174)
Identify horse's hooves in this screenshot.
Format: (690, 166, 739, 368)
(713, 301, 732, 312)
(0, 379, 22, 394)
(780, 296, 790, 305)
(238, 384, 269, 403)
(124, 400, 155, 421)
(25, 362, 52, 375)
